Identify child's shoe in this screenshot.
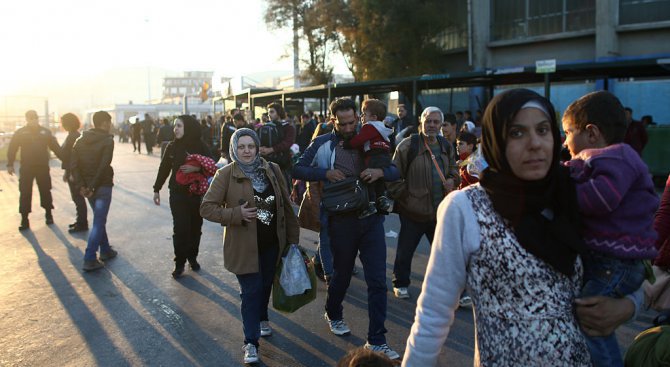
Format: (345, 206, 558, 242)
(376, 196, 393, 214)
(358, 202, 377, 219)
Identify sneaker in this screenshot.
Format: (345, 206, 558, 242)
(358, 202, 377, 219)
(242, 343, 259, 364)
(364, 342, 400, 360)
(324, 313, 351, 335)
(100, 249, 118, 261)
(83, 259, 104, 272)
(260, 321, 272, 337)
(393, 287, 410, 299)
(458, 296, 473, 308)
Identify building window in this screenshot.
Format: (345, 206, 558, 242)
(437, 0, 468, 50)
(620, 0, 670, 25)
(491, 0, 595, 41)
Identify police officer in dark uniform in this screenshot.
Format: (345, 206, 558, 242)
(7, 110, 62, 231)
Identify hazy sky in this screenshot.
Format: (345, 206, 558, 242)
(0, 0, 345, 116)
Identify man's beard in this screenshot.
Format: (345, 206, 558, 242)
(335, 129, 354, 140)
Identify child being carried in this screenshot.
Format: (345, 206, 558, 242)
(344, 99, 394, 218)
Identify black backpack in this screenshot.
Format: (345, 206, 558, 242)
(258, 121, 292, 169)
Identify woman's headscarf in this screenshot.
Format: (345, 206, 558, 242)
(229, 128, 269, 192)
(174, 115, 201, 145)
(173, 115, 208, 166)
(479, 88, 585, 276)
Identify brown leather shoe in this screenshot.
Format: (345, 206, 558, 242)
(83, 259, 104, 272)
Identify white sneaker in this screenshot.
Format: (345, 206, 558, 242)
(459, 296, 473, 308)
(393, 287, 410, 299)
(324, 312, 351, 335)
(364, 342, 400, 360)
(260, 320, 272, 337)
(243, 343, 259, 364)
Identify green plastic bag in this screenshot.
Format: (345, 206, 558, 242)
(272, 245, 317, 313)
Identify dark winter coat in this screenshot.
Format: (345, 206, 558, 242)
(71, 128, 115, 189)
(7, 125, 62, 168)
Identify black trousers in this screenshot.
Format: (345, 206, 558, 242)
(132, 134, 142, 152)
(19, 165, 53, 215)
(169, 190, 203, 265)
(143, 134, 154, 153)
(67, 179, 88, 225)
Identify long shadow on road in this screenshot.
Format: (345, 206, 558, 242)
(48, 226, 234, 366)
(22, 231, 129, 366)
(198, 270, 353, 366)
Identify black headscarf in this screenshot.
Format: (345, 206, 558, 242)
(172, 115, 209, 167)
(479, 88, 585, 276)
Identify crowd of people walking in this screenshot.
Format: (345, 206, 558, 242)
(5, 88, 670, 365)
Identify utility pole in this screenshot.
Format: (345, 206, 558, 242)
(147, 66, 152, 103)
(292, 7, 300, 89)
(44, 99, 49, 128)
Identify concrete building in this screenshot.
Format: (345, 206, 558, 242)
(429, 0, 670, 122)
(84, 100, 214, 128)
(162, 71, 215, 102)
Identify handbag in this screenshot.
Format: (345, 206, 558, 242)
(644, 265, 670, 311)
(272, 245, 317, 313)
(321, 177, 369, 214)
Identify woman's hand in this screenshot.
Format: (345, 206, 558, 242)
(240, 201, 257, 222)
(179, 164, 200, 173)
(153, 192, 160, 206)
(290, 187, 299, 204)
(575, 296, 635, 336)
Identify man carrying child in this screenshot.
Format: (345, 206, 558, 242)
(344, 99, 394, 218)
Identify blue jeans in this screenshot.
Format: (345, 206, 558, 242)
(317, 209, 333, 276)
(326, 213, 388, 345)
(392, 214, 436, 288)
(581, 252, 646, 367)
(235, 245, 279, 347)
(84, 186, 113, 260)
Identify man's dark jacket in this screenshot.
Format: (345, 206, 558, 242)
(7, 125, 61, 167)
(71, 128, 114, 190)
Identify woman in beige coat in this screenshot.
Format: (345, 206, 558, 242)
(200, 128, 299, 365)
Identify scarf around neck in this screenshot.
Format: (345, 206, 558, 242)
(230, 128, 269, 192)
(479, 89, 585, 277)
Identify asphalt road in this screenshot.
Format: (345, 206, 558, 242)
(0, 138, 656, 366)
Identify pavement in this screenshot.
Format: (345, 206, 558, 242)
(0, 138, 657, 366)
